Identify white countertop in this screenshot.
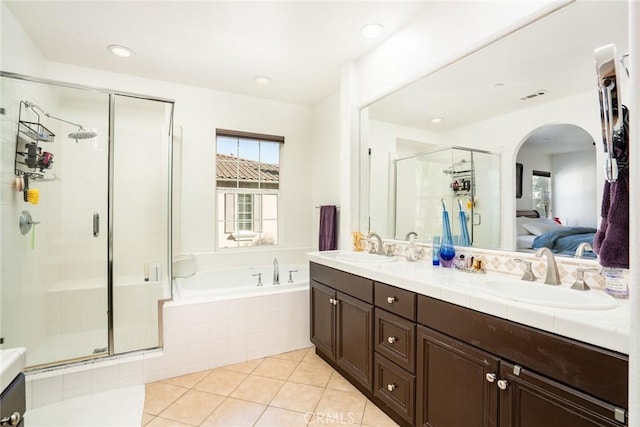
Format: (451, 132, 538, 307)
(307, 251, 630, 355)
(0, 347, 27, 393)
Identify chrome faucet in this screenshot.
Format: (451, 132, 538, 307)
(368, 232, 384, 255)
(535, 247, 561, 285)
(574, 242, 593, 258)
(405, 231, 418, 241)
(273, 258, 279, 285)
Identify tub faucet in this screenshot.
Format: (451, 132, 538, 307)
(535, 247, 561, 285)
(574, 242, 593, 258)
(273, 258, 280, 285)
(368, 232, 384, 255)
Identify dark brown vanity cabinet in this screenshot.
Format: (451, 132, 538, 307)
(310, 262, 374, 392)
(416, 326, 499, 427)
(417, 295, 628, 427)
(309, 263, 629, 427)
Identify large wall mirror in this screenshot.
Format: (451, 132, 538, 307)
(359, 1, 629, 256)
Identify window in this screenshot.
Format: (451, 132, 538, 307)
(532, 170, 551, 218)
(216, 129, 283, 248)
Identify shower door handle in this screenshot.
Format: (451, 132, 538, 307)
(93, 213, 100, 237)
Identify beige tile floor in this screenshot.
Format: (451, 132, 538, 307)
(143, 347, 400, 427)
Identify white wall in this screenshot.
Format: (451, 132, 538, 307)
(552, 150, 597, 227)
(311, 92, 341, 250)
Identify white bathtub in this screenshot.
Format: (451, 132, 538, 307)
(165, 262, 312, 376)
(174, 263, 309, 300)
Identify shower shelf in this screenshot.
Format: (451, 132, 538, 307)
(14, 103, 56, 178)
(18, 121, 55, 143)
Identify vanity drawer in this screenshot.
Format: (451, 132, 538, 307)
(374, 282, 415, 320)
(375, 309, 415, 373)
(310, 262, 373, 303)
(374, 353, 415, 424)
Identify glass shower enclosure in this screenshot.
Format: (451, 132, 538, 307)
(394, 146, 501, 248)
(0, 73, 174, 368)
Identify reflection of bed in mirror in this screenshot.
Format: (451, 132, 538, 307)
(516, 210, 596, 258)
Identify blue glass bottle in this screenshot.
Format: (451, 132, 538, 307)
(439, 209, 456, 267)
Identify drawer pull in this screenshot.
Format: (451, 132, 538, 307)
(387, 383, 396, 392)
(1, 412, 21, 426)
(329, 298, 338, 305)
(485, 373, 496, 383)
(387, 336, 397, 344)
(497, 379, 508, 390)
(386, 296, 396, 304)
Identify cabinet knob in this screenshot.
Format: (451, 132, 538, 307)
(497, 379, 508, 390)
(387, 336, 397, 344)
(329, 298, 338, 305)
(485, 373, 496, 383)
(1, 412, 21, 426)
(386, 296, 396, 304)
(387, 383, 396, 392)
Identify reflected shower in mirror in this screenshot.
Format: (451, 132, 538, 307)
(515, 124, 597, 258)
(394, 146, 501, 248)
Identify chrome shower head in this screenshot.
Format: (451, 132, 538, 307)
(68, 129, 98, 142)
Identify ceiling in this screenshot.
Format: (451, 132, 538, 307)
(367, 1, 629, 135)
(4, 1, 428, 106)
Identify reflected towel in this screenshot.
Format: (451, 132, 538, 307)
(319, 205, 337, 251)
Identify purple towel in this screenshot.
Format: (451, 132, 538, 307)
(319, 205, 337, 251)
(593, 105, 629, 268)
(593, 176, 629, 268)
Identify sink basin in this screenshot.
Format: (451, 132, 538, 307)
(336, 252, 397, 263)
(477, 279, 617, 310)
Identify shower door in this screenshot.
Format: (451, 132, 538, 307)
(0, 74, 174, 368)
(0, 77, 110, 367)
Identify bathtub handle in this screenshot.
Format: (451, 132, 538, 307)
(288, 270, 298, 283)
(252, 273, 263, 287)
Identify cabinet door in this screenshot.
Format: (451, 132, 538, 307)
(499, 361, 626, 427)
(310, 280, 336, 359)
(336, 291, 374, 391)
(416, 325, 499, 427)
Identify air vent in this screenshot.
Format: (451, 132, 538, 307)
(520, 90, 548, 100)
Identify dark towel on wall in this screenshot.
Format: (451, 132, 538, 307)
(593, 105, 629, 269)
(319, 205, 337, 251)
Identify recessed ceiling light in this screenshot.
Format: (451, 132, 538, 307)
(361, 23, 385, 38)
(253, 76, 272, 85)
(431, 117, 444, 123)
(107, 45, 134, 58)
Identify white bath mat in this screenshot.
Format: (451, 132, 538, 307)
(25, 385, 144, 426)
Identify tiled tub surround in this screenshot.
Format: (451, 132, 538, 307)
(25, 285, 311, 411)
(307, 250, 629, 355)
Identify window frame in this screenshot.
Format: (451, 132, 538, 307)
(215, 129, 283, 250)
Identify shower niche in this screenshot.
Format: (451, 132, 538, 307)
(394, 146, 501, 248)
